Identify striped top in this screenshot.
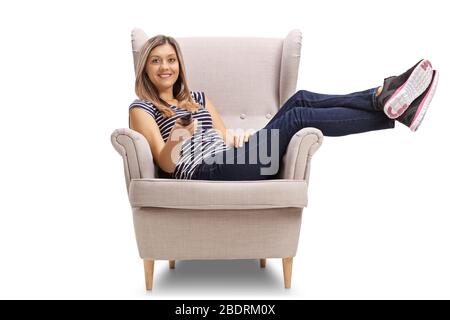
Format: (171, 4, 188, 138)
(129, 91, 231, 179)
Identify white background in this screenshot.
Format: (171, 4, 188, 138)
(0, 0, 449, 299)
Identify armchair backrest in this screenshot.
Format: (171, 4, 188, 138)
(131, 28, 302, 130)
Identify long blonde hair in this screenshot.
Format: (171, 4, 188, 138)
(135, 35, 199, 118)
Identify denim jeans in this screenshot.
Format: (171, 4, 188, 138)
(191, 88, 395, 181)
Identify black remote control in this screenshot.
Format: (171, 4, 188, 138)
(179, 113, 192, 126)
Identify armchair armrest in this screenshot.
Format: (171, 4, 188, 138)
(279, 128, 323, 182)
(111, 128, 156, 192)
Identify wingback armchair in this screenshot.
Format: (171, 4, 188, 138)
(111, 28, 323, 290)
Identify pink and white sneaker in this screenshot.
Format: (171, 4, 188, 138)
(375, 59, 433, 119)
(396, 70, 439, 131)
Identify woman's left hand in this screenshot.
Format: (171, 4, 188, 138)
(227, 129, 256, 148)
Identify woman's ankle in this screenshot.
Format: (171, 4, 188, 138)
(376, 86, 383, 97)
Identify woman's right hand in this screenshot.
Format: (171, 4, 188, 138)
(168, 118, 198, 142)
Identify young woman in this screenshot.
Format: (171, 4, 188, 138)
(129, 35, 439, 181)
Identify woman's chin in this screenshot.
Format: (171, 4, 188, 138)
(156, 82, 175, 91)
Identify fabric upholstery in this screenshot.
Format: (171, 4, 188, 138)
(278, 127, 323, 181)
(111, 128, 156, 192)
(129, 178, 308, 209)
(132, 207, 303, 260)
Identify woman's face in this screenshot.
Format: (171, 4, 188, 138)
(146, 43, 180, 94)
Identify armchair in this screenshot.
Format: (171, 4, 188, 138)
(111, 28, 323, 290)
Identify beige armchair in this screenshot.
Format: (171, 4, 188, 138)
(111, 28, 323, 290)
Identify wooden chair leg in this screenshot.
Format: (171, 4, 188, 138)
(169, 260, 175, 269)
(259, 259, 266, 268)
(282, 257, 293, 289)
(143, 259, 154, 290)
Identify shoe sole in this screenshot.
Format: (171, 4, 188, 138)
(384, 60, 433, 119)
(410, 70, 439, 132)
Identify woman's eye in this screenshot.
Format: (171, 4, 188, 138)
(151, 59, 160, 64)
(169, 58, 176, 63)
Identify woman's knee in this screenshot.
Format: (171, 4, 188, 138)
(294, 89, 313, 99)
(292, 90, 315, 108)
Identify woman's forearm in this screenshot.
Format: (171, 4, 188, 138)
(158, 139, 183, 173)
(157, 120, 196, 173)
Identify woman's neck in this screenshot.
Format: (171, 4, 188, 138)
(159, 88, 175, 102)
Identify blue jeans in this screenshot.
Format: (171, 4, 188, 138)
(191, 88, 395, 181)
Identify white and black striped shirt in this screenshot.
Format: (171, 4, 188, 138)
(129, 91, 231, 179)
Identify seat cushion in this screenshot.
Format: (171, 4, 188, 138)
(128, 179, 308, 210)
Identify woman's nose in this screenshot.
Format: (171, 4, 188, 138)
(160, 61, 169, 70)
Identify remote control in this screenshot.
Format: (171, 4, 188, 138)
(179, 113, 192, 126)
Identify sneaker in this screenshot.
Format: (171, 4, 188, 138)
(397, 70, 439, 131)
(376, 59, 433, 119)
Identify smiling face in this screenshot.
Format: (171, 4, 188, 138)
(145, 42, 180, 95)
